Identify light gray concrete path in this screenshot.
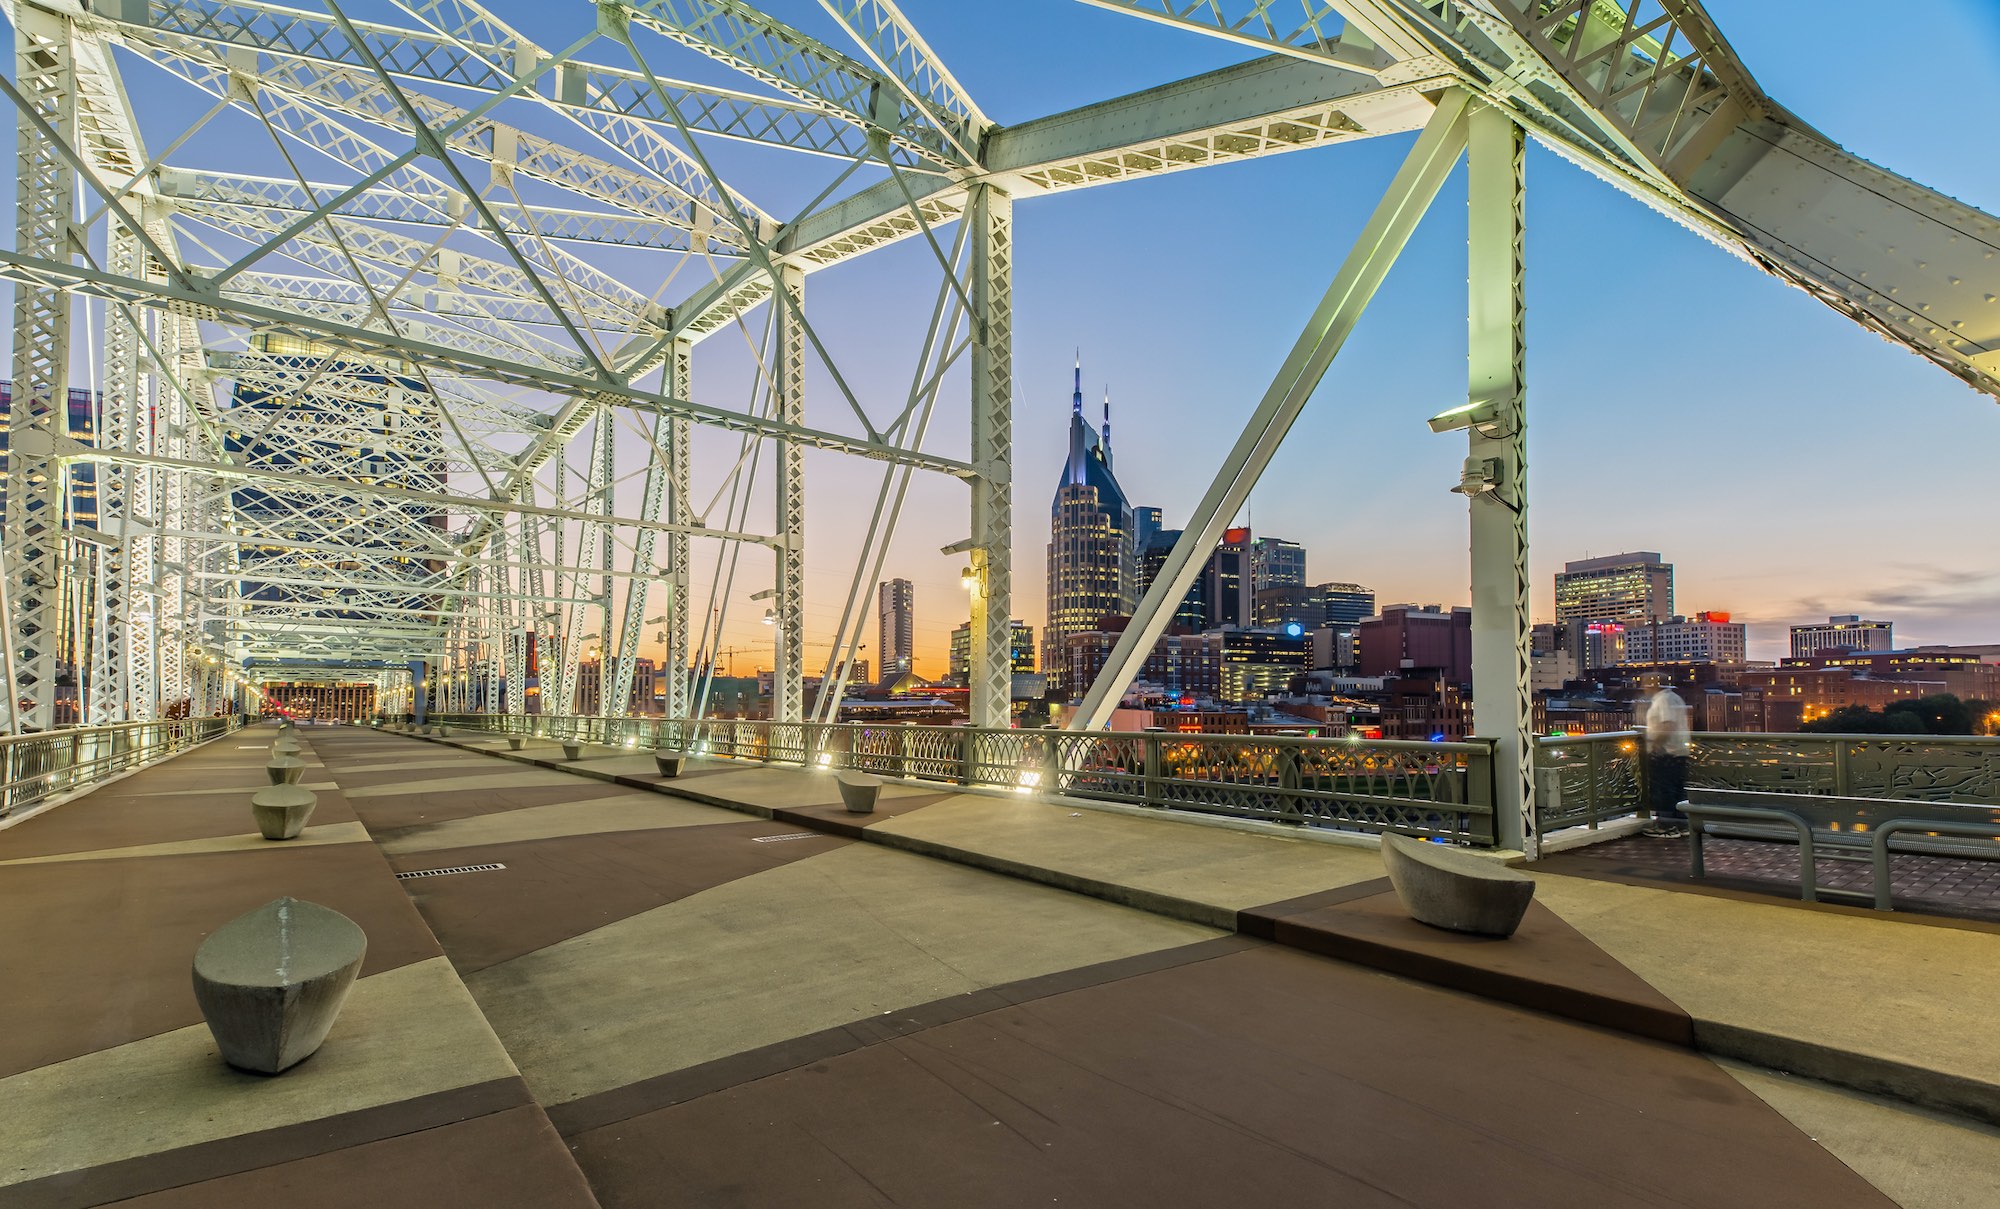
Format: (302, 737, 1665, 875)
(1722, 1061, 2000, 1209)
(405, 726, 2000, 1132)
(1534, 870, 2000, 1124)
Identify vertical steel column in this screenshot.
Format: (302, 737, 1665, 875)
(90, 230, 142, 723)
(155, 310, 198, 716)
(772, 265, 806, 723)
(610, 340, 689, 720)
(5, 5, 77, 733)
(591, 398, 615, 716)
(967, 185, 1014, 729)
(547, 448, 582, 715)
(126, 269, 160, 721)
(1467, 103, 1535, 855)
(666, 341, 692, 720)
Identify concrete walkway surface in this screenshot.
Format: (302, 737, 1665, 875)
(2, 720, 1997, 1208)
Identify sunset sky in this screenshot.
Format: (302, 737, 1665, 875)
(18, 1, 1999, 684)
(695, 0, 2000, 677)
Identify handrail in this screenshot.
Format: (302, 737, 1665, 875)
(1683, 800, 1822, 903)
(0, 717, 239, 821)
(1535, 730, 2000, 837)
(1873, 820, 2000, 910)
(425, 713, 1500, 844)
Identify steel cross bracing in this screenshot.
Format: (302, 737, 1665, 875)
(1, 0, 1993, 769)
(1081, 0, 2000, 397)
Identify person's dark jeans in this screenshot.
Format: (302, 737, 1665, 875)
(1649, 752, 1688, 822)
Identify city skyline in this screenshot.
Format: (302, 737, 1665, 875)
(696, 0, 1998, 681)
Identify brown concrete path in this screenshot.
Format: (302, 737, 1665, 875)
(9, 722, 2000, 1208)
(412, 723, 2000, 1127)
(0, 723, 598, 1209)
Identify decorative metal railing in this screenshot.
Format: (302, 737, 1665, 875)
(427, 714, 1500, 844)
(1533, 731, 1645, 831)
(0, 717, 238, 821)
(1688, 733, 2000, 807)
(1534, 731, 2000, 835)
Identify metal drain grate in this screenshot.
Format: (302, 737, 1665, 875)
(752, 833, 820, 844)
(396, 862, 506, 880)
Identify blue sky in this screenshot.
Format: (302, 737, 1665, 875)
(867, 0, 2000, 667)
(12, 1, 1998, 676)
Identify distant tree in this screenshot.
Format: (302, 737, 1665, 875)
(1800, 694, 1988, 736)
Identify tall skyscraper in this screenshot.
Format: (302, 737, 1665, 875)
(1138, 526, 1209, 632)
(0, 381, 102, 530)
(1045, 358, 1135, 692)
(950, 619, 1034, 683)
(877, 578, 914, 682)
(1201, 527, 1254, 629)
(1134, 506, 1162, 556)
(1249, 536, 1306, 591)
(1554, 552, 1673, 626)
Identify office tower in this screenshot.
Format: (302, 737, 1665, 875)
(0, 381, 101, 532)
(1201, 527, 1254, 629)
(1554, 552, 1673, 626)
(1249, 536, 1306, 591)
(1138, 526, 1209, 631)
(1134, 506, 1162, 556)
(1626, 612, 1748, 663)
(877, 578, 914, 682)
(950, 620, 1034, 683)
(1252, 581, 1375, 629)
(1357, 605, 1474, 684)
(1045, 359, 1135, 691)
(1790, 615, 1893, 658)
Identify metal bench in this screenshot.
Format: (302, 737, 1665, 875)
(1685, 788, 2000, 910)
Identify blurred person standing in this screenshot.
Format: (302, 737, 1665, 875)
(1642, 685, 1691, 839)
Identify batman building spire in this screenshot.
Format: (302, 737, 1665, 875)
(1045, 356, 1136, 696)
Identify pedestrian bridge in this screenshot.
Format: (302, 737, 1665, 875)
(3, 719, 1998, 1207)
(5, 1, 2000, 1201)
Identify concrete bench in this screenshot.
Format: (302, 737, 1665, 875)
(654, 749, 688, 777)
(837, 772, 883, 815)
(562, 740, 583, 761)
(265, 755, 306, 786)
(507, 736, 526, 751)
(251, 783, 318, 840)
(1380, 832, 1535, 938)
(1687, 788, 2000, 909)
(192, 897, 367, 1074)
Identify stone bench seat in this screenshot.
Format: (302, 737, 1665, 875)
(836, 772, 883, 815)
(1380, 832, 1534, 938)
(251, 784, 317, 840)
(192, 897, 367, 1074)
(654, 749, 688, 777)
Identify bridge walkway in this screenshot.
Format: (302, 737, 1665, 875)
(0, 723, 1993, 1207)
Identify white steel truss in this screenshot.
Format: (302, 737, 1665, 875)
(0, 0, 1988, 848)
